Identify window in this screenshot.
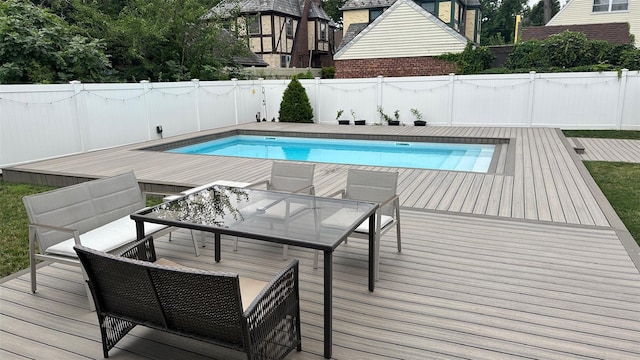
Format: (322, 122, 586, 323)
(286, 18, 294, 38)
(593, 0, 628, 12)
(419, 0, 436, 14)
(369, 8, 383, 23)
(247, 15, 261, 35)
(320, 22, 327, 41)
(280, 55, 290, 68)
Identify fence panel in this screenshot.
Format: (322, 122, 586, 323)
(1, 71, 638, 169)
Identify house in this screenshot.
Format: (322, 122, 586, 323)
(545, 0, 638, 47)
(334, 0, 482, 78)
(208, 0, 336, 69)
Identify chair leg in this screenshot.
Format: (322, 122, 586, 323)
(375, 232, 381, 281)
(29, 227, 37, 294)
(395, 203, 402, 252)
(283, 245, 288, 260)
(168, 232, 172, 241)
(233, 237, 238, 251)
(313, 250, 319, 269)
(190, 230, 200, 257)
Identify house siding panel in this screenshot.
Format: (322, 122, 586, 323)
(343, 9, 371, 36)
(465, 9, 476, 40)
(439, 1, 451, 24)
(337, 3, 466, 60)
(262, 15, 272, 35)
(547, 0, 639, 47)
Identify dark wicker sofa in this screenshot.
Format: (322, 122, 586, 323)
(74, 236, 301, 359)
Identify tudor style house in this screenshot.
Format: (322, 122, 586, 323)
(545, 0, 638, 47)
(335, 0, 482, 78)
(209, 0, 336, 69)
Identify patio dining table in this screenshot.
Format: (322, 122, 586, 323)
(131, 185, 378, 359)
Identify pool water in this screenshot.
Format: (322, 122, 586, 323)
(168, 135, 495, 172)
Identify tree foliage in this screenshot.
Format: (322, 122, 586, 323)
(524, 0, 560, 26)
(506, 31, 640, 70)
(480, 0, 528, 45)
(323, 0, 346, 26)
(0, 0, 110, 84)
(2, 0, 251, 83)
(438, 43, 495, 74)
(279, 77, 314, 123)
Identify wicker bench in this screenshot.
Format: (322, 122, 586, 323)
(74, 236, 301, 359)
(22, 171, 171, 307)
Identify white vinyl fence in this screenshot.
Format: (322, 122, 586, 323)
(1, 70, 638, 169)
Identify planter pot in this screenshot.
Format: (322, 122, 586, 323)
(338, 120, 350, 125)
(413, 120, 427, 126)
(388, 120, 400, 126)
(354, 120, 366, 125)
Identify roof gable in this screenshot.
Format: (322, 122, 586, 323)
(335, 0, 468, 60)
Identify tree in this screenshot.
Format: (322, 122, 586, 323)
(480, 0, 528, 45)
(279, 77, 314, 123)
(524, 0, 560, 26)
(323, 0, 346, 26)
(0, 0, 110, 84)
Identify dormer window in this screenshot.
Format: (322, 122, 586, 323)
(593, 0, 628, 12)
(369, 8, 383, 23)
(418, 0, 436, 14)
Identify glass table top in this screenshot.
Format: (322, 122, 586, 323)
(132, 185, 378, 250)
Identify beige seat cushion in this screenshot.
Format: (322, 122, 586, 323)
(154, 258, 267, 310)
(322, 208, 393, 233)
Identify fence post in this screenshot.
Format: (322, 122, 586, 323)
(191, 79, 201, 131)
(315, 77, 321, 123)
(376, 76, 384, 113)
(139, 80, 152, 139)
(69, 80, 87, 152)
(232, 78, 239, 125)
(526, 71, 536, 127)
(260, 77, 267, 121)
(615, 69, 628, 130)
(448, 73, 455, 126)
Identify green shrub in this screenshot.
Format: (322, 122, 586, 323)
(322, 66, 336, 79)
(278, 76, 313, 123)
(437, 43, 495, 75)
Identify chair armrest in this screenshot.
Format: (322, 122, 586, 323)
(247, 179, 270, 189)
(117, 235, 157, 262)
(325, 189, 345, 198)
(244, 260, 300, 352)
(29, 223, 81, 244)
(291, 184, 315, 195)
(378, 194, 399, 209)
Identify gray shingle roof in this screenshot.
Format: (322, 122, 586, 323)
(209, 0, 332, 20)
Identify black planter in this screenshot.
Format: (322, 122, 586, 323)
(354, 120, 366, 125)
(338, 120, 350, 125)
(388, 120, 400, 126)
(413, 120, 427, 126)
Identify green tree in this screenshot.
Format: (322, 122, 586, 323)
(323, 0, 346, 26)
(278, 77, 314, 123)
(480, 0, 528, 45)
(0, 0, 110, 84)
(524, 0, 560, 26)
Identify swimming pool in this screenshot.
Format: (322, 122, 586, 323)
(168, 135, 495, 172)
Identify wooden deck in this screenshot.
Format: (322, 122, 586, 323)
(2, 123, 639, 359)
(574, 138, 640, 163)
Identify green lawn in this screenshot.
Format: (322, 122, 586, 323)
(562, 130, 640, 140)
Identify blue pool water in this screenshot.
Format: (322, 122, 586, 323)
(168, 135, 495, 172)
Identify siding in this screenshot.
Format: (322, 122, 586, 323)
(336, 3, 467, 60)
(547, 0, 640, 47)
(343, 9, 370, 37)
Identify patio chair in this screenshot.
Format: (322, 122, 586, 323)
(243, 161, 316, 258)
(317, 169, 401, 279)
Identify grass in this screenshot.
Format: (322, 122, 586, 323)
(585, 162, 640, 246)
(0, 180, 55, 278)
(562, 130, 640, 140)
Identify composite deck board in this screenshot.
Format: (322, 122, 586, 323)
(2, 208, 639, 359)
(2, 124, 639, 359)
(576, 138, 640, 162)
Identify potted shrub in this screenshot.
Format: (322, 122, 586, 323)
(350, 109, 366, 125)
(411, 108, 426, 126)
(377, 106, 399, 125)
(336, 109, 349, 125)
(390, 109, 401, 126)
